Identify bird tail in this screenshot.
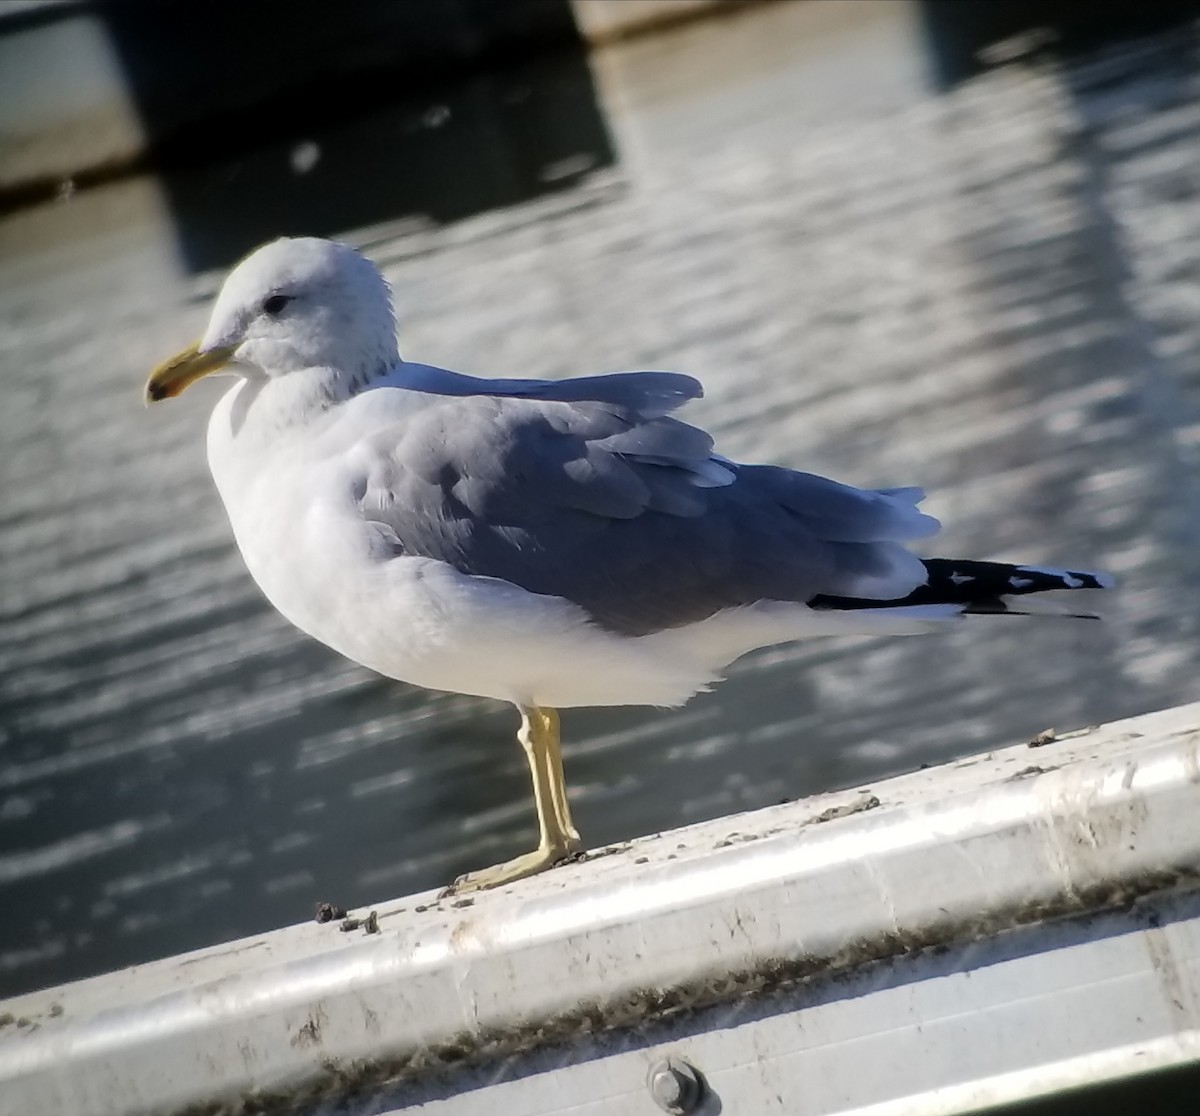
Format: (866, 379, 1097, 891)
(810, 559, 1115, 620)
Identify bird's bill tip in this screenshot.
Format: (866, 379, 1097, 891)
(144, 342, 237, 404)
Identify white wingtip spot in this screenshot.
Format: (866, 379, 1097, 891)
(1017, 565, 1115, 590)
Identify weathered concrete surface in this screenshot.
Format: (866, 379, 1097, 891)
(1, 702, 1198, 1115)
(0, 5, 145, 192)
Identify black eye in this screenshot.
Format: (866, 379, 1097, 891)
(263, 294, 292, 316)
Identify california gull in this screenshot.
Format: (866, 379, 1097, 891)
(146, 237, 1113, 892)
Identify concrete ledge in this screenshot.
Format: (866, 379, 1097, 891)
(0, 0, 774, 206)
(1, 702, 1199, 1114)
(571, 0, 773, 46)
(0, 0, 584, 205)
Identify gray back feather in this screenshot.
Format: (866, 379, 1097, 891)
(355, 370, 937, 635)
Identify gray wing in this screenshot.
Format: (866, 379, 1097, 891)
(356, 375, 939, 636)
(387, 362, 704, 418)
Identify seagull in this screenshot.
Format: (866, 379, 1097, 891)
(146, 237, 1113, 893)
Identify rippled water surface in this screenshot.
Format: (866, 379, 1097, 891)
(2, 2, 1200, 996)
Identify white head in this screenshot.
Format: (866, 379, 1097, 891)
(147, 237, 399, 402)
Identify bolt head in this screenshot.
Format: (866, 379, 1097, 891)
(647, 1056, 702, 1114)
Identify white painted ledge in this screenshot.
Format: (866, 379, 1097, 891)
(570, 0, 756, 45)
(2, 702, 1199, 1115)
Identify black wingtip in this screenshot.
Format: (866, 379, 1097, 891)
(810, 558, 1115, 613)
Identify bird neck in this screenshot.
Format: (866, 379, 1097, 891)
(224, 364, 368, 441)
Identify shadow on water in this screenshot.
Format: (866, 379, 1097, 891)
(919, 0, 1200, 89)
(95, 0, 615, 272)
(920, 3, 1200, 640)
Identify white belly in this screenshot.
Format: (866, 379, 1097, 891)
(238, 520, 719, 708)
(210, 430, 715, 707)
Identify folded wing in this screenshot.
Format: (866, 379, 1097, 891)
(354, 372, 940, 635)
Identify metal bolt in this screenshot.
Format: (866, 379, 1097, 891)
(647, 1056, 703, 1114)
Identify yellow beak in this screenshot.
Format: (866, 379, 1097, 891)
(145, 342, 238, 403)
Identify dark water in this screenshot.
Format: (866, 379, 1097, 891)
(2, 1, 1200, 998)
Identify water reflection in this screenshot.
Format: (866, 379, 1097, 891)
(159, 49, 614, 274)
(919, 0, 1200, 87)
(93, 0, 611, 272)
(2, 0, 1200, 998)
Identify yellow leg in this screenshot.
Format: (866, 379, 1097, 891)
(445, 705, 583, 894)
(535, 708, 581, 846)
